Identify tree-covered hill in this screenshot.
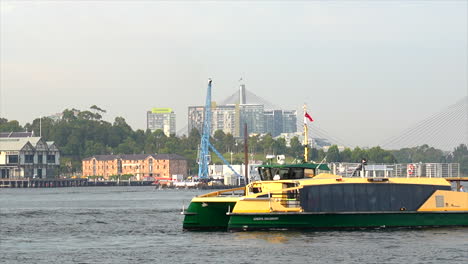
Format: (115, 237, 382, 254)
(1, 106, 467, 176)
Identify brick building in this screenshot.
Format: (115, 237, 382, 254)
(82, 154, 187, 179)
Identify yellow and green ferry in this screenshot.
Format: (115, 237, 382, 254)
(182, 105, 468, 231)
(182, 163, 468, 231)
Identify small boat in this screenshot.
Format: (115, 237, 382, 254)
(182, 106, 468, 231)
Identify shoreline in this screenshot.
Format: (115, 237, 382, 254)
(0, 178, 243, 189)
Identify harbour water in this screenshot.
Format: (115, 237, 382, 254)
(1, 187, 467, 264)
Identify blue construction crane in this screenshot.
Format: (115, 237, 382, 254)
(198, 79, 242, 180)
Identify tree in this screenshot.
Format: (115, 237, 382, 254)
(289, 136, 303, 159)
(271, 138, 287, 155)
(367, 146, 395, 163)
(260, 134, 274, 154)
(351, 147, 367, 162)
(0, 118, 23, 132)
(341, 148, 353, 162)
(115, 138, 138, 154)
(451, 144, 468, 176)
(213, 130, 226, 152)
(90, 105, 106, 113)
(24, 117, 54, 139)
(327, 145, 341, 162)
(62, 109, 77, 122)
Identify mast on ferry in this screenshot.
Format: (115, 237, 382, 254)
(303, 104, 309, 163)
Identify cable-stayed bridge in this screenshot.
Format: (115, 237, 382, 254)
(178, 85, 467, 152)
(221, 90, 353, 147)
(380, 96, 468, 151)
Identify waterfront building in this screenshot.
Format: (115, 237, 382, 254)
(147, 108, 176, 136)
(82, 154, 187, 180)
(0, 136, 60, 179)
(208, 163, 262, 185)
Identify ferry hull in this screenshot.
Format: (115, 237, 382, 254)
(183, 201, 237, 231)
(227, 211, 468, 231)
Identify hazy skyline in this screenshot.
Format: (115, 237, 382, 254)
(1, 1, 467, 147)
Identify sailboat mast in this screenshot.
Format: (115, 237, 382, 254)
(303, 104, 309, 162)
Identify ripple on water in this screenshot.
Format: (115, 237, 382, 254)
(1, 187, 467, 264)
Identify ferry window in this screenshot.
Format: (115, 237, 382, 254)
(290, 168, 304, 179)
(272, 168, 289, 179)
(305, 169, 315, 178)
(259, 168, 273, 180)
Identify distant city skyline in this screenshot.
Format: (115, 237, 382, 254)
(1, 1, 466, 147)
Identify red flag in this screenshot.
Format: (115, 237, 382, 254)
(305, 112, 314, 122)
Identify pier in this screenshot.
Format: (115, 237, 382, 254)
(0, 178, 88, 188)
(0, 178, 160, 188)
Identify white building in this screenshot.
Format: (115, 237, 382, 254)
(0, 136, 60, 179)
(147, 108, 176, 136)
(208, 163, 262, 185)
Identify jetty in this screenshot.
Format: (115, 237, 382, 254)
(0, 178, 88, 188)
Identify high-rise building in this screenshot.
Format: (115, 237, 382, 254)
(187, 82, 296, 138)
(188, 106, 205, 135)
(188, 104, 240, 137)
(264, 109, 297, 137)
(264, 110, 283, 137)
(239, 104, 264, 137)
(147, 108, 176, 136)
(282, 110, 297, 133)
(212, 105, 238, 136)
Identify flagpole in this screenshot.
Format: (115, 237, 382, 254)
(303, 104, 308, 163)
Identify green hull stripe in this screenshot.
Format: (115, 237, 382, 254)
(228, 212, 468, 231)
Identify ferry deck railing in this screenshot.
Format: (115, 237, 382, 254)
(328, 162, 461, 178)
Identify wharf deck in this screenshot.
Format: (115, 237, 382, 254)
(0, 178, 88, 188)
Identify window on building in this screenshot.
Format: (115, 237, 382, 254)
(38, 154, 43, 164)
(7, 155, 19, 164)
(47, 155, 55, 163)
(117, 160, 122, 174)
(25, 155, 34, 163)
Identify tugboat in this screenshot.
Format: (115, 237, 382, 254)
(182, 106, 468, 231)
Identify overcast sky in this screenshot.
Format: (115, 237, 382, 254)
(0, 1, 466, 147)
